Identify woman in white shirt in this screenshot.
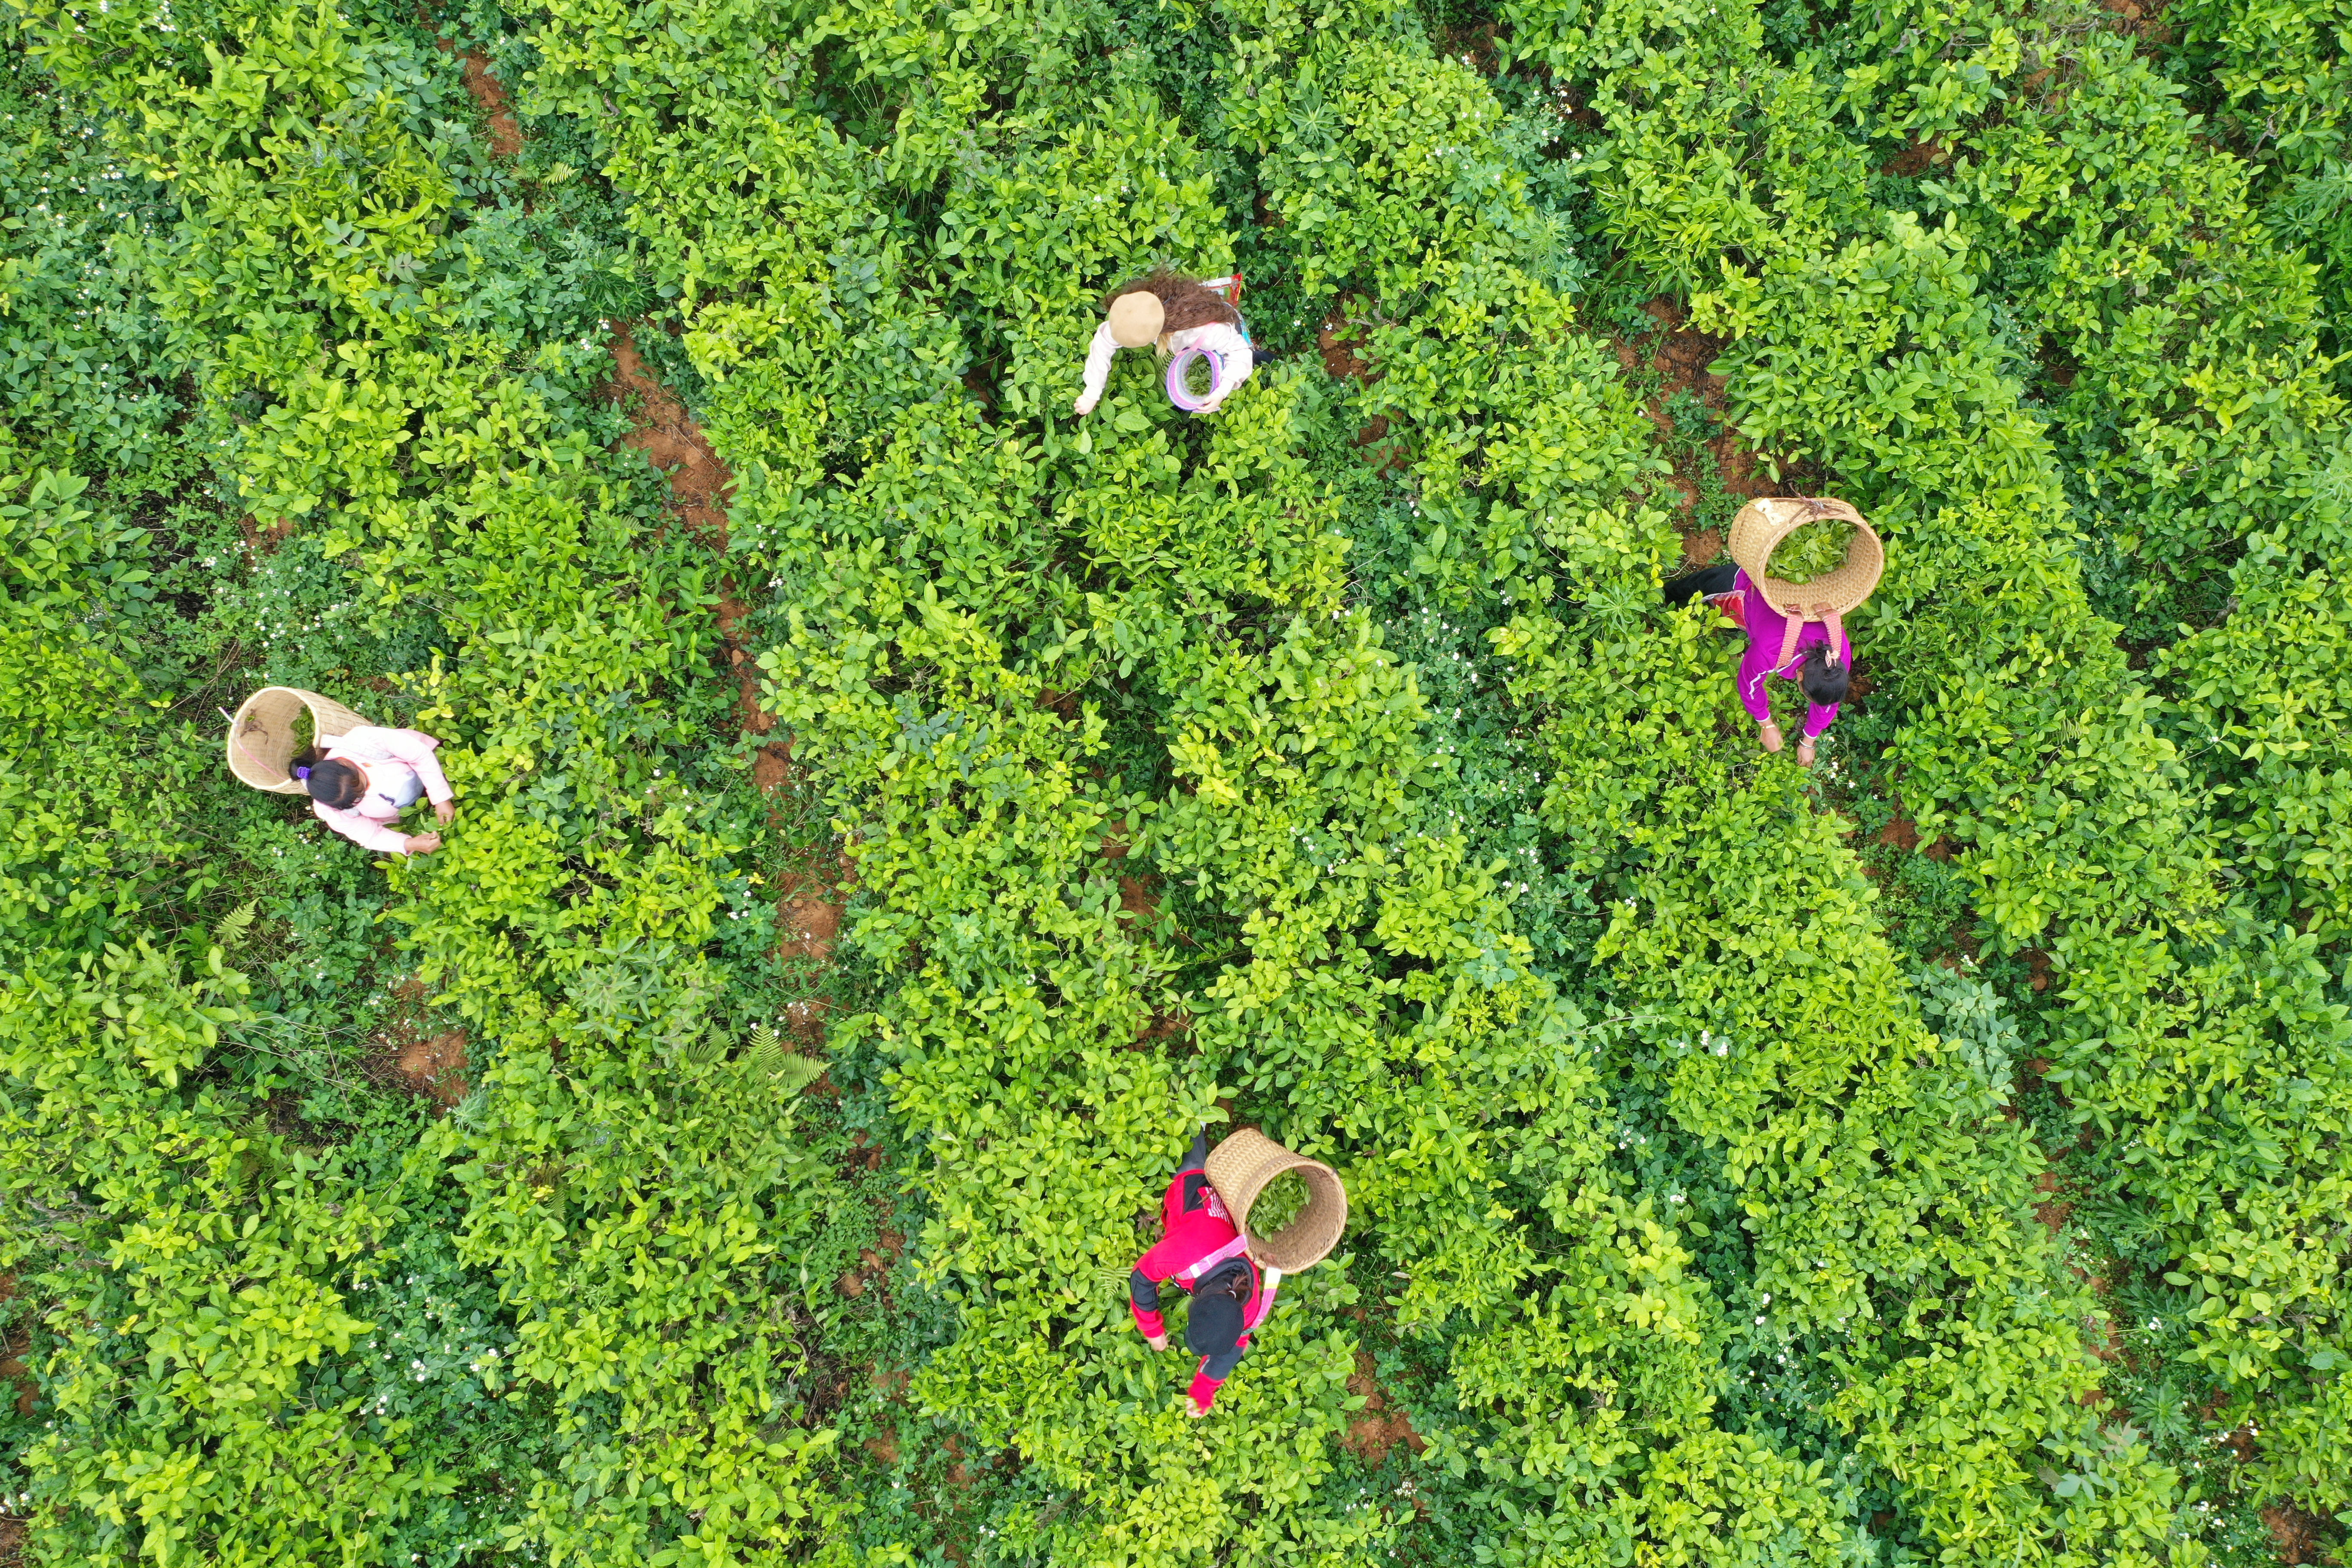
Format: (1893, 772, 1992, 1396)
(1074, 272, 1256, 416)
(294, 726, 456, 855)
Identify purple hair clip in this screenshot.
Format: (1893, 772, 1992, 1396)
(294, 765, 311, 781)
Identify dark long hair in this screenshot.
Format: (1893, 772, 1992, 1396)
(1101, 269, 1242, 334)
(294, 747, 365, 809)
(1799, 643, 1850, 706)
(1197, 1259, 1252, 1301)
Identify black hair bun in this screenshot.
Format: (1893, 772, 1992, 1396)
(302, 756, 367, 811)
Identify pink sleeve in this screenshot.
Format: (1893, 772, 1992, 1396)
(376, 729, 453, 803)
(314, 801, 412, 854)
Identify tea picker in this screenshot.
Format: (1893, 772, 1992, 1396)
(1664, 497, 1883, 768)
(224, 686, 455, 854)
(1129, 1126, 1347, 1416)
(1075, 270, 1256, 418)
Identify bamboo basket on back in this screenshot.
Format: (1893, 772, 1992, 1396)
(1726, 497, 1883, 620)
(224, 686, 374, 795)
(1204, 1128, 1348, 1273)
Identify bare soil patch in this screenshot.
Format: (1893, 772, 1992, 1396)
(238, 513, 295, 557)
(368, 974, 470, 1108)
(438, 40, 522, 157)
(607, 328, 735, 549)
(2262, 1503, 2336, 1565)
(1317, 300, 1409, 469)
(778, 872, 845, 962)
(397, 1031, 470, 1108)
(1881, 135, 1952, 178)
(1613, 297, 1816, 567)
(1118, 874, 1159, 924)
(1318, 309, 1375, 383)
(752, 735, 796, 792)
(2032, 1169, 2072, 1234)
(1340, 1351, 1427, 1466)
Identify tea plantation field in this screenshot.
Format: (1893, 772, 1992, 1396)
(2, 0, 2348, 1559)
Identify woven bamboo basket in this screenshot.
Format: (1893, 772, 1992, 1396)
(1726, 496, 1883, 620)
(1204, 1128, 1348, 1273)
(225, 687, 374, 795)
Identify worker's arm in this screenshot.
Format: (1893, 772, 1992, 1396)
(314, 800, 420, 855)
(1184, 322, 1256, 411)
(1130, 1268, 1168, 1343)
(1188, 1341, 1247, 1412)
(1074, 321, 1120, 416)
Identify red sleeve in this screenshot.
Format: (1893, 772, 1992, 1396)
(1133, 1229, 1188, 1282)
(1131, 1228, 1190, 1342)
(1188, 1360, 1227, 1412)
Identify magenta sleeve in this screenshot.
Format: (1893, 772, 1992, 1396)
(1736, 640, 1779, 725)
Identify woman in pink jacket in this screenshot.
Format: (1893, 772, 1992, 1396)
(294, 726, 456, 854)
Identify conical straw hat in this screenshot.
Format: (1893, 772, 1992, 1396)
(1725, 496, 1883, 619)
(225, 686, 374, 794)
(1204, 1127, 1348, 1273)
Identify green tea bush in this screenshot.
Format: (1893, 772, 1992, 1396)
(3, 0, 2347, 1555)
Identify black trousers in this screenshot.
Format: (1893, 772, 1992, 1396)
(1664, 561, 1739, 607)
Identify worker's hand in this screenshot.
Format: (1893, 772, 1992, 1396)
(404, 832, 443, 854)
(1186, 1399, 1210, 1419)
(1797, 736, 1817, 768)
(1145, 1334, 1170, 1352)
(1758, 719, 1784, 754)
(435, 800, 456, 826)
(1074, 392, 1097, 416)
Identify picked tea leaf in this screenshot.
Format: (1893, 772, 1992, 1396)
(1766, 518, 1858, 584)
(1246, 1170, 1311, 1238)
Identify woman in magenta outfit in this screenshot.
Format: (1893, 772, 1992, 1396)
(1666, 561, 1853, 766)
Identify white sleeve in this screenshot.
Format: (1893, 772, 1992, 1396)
(1193, 323, 1255, 409)
(315, 800, 412, 854)
(1075, 320, 1120, 414)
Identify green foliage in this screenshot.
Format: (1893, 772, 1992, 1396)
(3, 0, 2348, 1556)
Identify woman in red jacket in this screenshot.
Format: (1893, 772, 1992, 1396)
(1130, 1131, 1276, 1416)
